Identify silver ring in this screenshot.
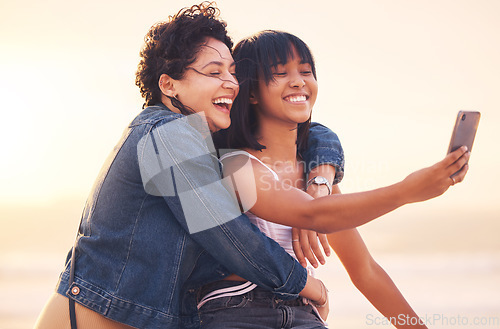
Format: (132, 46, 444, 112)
(450, 176, 456, 186)
(292, 239, 299, 242)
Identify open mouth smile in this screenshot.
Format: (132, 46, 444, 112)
(212, 97, 233, 112)
(283, 94, 309, 103)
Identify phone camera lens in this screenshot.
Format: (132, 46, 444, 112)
(461, 114, 466, 121)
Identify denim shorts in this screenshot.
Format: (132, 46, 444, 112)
(197, 280, 327, 329)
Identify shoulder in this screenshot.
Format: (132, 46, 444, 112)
(130, 105, 183, 128)
(220, 150, 278, 181)
(131, 106, 210, 144)
(309, 122, 341, 140)
(133, 109, 216, 164)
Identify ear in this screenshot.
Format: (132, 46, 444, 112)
(159, 74, 177, 98)
(249, 91, 258, 105)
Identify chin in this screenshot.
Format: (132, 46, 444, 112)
(295, 114, 312, 124)
(212, 120, 231, 132)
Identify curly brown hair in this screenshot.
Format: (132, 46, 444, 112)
(135, 2, 233, 110)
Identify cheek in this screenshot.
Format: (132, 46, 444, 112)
(309, 81, 319, 104)
(177, 85, 212, 113)
(177, 94, 203, 113)
(263, 85, 282, 103)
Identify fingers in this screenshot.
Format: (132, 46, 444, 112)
(447, 151, 470, 177)
(318, 233, 331, 257)
(442, 146, 468, 170)
(306, 230, 325, 267)
(299, 230, 318, 268)
(292, 228, 307, 267)
(451, 163, 469, 185)
(292, 229, 329, 268)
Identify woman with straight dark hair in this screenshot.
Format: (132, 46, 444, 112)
(203, 30, 469, 328)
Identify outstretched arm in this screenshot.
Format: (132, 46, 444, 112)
(222, 147, 469, 233)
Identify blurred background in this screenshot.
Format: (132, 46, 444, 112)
(1, 0, 499, 328)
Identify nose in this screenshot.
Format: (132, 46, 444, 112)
(290, 72, 305, 88)
(222, 72, 239, 90)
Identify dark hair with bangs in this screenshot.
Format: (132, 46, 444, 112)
(135, 2, 232, 112)
(214, 30, 316, 153)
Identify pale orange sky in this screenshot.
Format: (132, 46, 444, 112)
(1, 2, 499, 328)
(0, 0, 499, 212)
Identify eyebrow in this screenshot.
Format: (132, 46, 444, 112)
(201, 61, 236, 69)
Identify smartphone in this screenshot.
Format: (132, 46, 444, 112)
(447, 111, 480, 154)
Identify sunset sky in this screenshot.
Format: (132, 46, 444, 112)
(1, 0, 499, 230)
(1, 1, 499, 327)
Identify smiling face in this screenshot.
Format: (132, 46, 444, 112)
(252, 47, 318, 127)
(166, 37, 239, 132)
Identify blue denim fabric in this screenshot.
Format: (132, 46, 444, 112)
(301, 122, 344, 185)
(198, 281, 327, 329)
(55, 104, 344, 329)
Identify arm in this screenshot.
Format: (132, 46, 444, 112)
(292, 164, 338, 321)
(328, 186, 427, 329)
(302, 122, 344, 185)
(222, 147, 469, 233)
(138, 117, 306, 299)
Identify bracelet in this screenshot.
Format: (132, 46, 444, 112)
(312, 280, 329, 308)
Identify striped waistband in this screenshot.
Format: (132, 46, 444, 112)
(197, 280, 257, 309)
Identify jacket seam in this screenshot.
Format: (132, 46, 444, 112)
(86, 127, 135, 226)
(114, 193, 149, 291)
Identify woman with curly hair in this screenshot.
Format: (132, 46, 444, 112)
(33, 3, 345, 329)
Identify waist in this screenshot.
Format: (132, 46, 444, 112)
(197, 280, 308, 309)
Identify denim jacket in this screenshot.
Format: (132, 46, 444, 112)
(56, 104, 344, 329)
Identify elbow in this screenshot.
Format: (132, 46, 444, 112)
(304, 198, 351, 234)
(297, 200, 326, 232)
(300, 209, 318, 231)
(302, 207, 337, 234)
(296, 201, 328, 233)
(302, 212, 339, 234)
(308, 213, 345, 235)
(349, 260, 379, 290)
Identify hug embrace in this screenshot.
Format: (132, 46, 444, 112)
(34, 2, 469, 329)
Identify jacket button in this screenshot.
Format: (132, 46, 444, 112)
(71, 286, 80, 295)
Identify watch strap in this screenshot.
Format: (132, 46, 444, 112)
(306, 176, 332, 195)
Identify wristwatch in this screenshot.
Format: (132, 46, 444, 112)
(306, 176, 332, 195)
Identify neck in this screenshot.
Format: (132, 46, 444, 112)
(253, 117, 299, 165)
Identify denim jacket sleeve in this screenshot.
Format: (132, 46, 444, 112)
(137, 115, 306, 299)
(303, 122, 345, 185)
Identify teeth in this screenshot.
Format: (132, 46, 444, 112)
(213, 97, 233, 105)
(285, 95, 307, 103)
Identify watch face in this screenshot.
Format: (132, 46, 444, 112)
(315, 176, 328, 184)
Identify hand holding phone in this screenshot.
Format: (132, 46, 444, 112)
(447, 111, 480, 154)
